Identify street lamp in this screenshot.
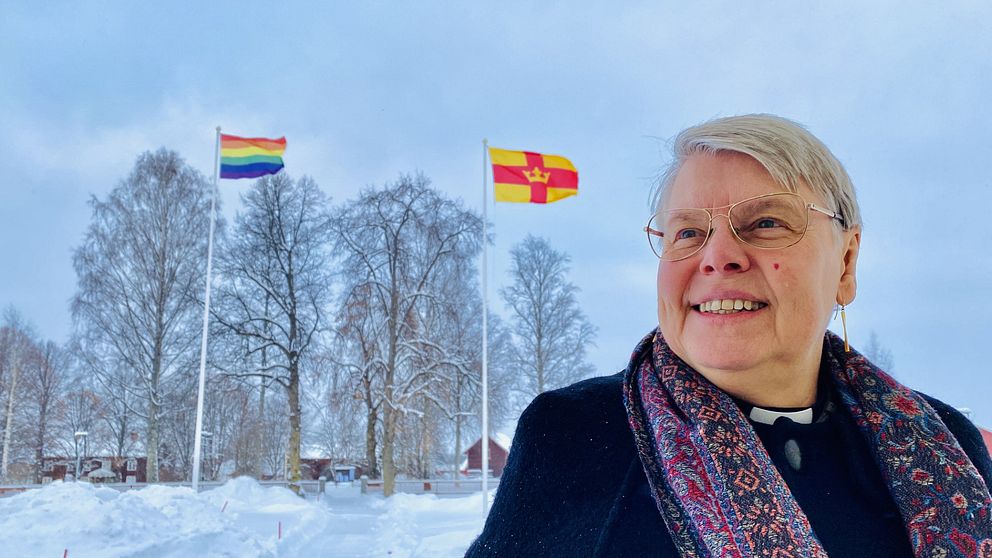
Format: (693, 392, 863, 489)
(74, 431, 88, 481)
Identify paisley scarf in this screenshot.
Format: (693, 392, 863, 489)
(623, 329, 992, 557)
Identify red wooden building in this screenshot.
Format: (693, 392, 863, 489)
(462, 434, 511, 477)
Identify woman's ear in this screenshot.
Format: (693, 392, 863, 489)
(837, 226, 861, 305)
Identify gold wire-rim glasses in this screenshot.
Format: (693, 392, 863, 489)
(644, 192, 845, 261)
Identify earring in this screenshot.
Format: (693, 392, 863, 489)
(839, 304, 850, 353)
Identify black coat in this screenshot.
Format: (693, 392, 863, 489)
(465, 372, 992, 558)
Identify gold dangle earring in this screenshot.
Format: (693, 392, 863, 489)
(840, 304, 850, 352)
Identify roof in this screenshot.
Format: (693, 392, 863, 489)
(493, 432, 512, 451)
(464, 432, 513, 454)
(300, 444, 328, 460)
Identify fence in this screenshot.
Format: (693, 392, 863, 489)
(360, 477, 498, 495)
(0, 477, 497, 498)
(0, 479, 323, 497)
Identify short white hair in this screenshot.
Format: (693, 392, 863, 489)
(653, 114, 861, 229)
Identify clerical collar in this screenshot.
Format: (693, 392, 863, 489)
(748, 406, 813, 425)
(734, 361, 834, 425)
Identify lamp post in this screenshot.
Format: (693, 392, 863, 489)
(74, 431, 88, 481)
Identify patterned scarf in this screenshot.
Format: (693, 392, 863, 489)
(623, 328, 992, 557)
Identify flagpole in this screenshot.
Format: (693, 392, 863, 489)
(192, 126, 220, 491)
(481, 139, 490, 513)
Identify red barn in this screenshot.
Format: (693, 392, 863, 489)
(462, 434, 511, 477)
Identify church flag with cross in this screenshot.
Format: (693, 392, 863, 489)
(488, 147, 578, 204)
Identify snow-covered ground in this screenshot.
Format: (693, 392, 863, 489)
(0, 477, 487, 557)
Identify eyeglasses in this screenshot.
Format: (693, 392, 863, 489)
(644, 192, 844, 261)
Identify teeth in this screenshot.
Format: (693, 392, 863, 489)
(697, 299, 765, 314)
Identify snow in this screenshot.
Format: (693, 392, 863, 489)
(0, 477, 488, 557)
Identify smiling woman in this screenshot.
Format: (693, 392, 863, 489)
(466, 115, 992, 558)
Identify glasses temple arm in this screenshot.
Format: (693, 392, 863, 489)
(809, 203, 845, 225)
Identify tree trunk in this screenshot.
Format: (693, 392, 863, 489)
(1, 356, 19, 481)
(34, 400, 48, 483)
(286, 361, 302, 494)
(114, 415, 126, 457)
(365, 402, 379, 479)
(146, 399, 160, 482)
(146, 326, 164, 483)
(382, 409, 397, 496)
(420, 409, 432, 479)
(382, 277, 400, 496)
(256, 352, 267, 478)
(454, 401, 462, 481)
(256, 305, 269, 479)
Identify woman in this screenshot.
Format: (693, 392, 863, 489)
(466, 115, 992, 557)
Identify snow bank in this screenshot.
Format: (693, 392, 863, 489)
(0, 478, 488, 557)
(0, 480, 274, 557)
(372, 492, 487, 558)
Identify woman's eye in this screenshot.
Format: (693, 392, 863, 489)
(675, 228, 702, 240)
(754, 218, 779, 229)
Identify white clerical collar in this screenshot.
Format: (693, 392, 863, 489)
(748, 406, 814, 425)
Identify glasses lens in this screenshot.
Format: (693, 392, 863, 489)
(651, 209, 710, 260)
(730, 194, 808, 248)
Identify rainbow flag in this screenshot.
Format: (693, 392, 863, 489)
(489, 147, 578, 204)
(220, 134, 286, 179)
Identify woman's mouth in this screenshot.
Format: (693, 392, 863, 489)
(693, 299, 767, 315)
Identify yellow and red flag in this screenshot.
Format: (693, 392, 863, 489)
(488, 147, 578, 204)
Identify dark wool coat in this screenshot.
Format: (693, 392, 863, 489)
(465, 372, 992, 558)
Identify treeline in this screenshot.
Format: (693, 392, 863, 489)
(0, 148, 596, 495)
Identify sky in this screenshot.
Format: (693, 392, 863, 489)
(2, 2, 991, 425)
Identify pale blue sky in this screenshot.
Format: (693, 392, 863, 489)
(2, 2, 990, 424)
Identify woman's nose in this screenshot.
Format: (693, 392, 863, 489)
(698, 216, 751, 274)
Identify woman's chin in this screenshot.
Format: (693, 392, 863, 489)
(677, 336, 769, 375)
(687, 352, 762, 375)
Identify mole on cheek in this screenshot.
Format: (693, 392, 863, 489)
(773, 263, 780, 270)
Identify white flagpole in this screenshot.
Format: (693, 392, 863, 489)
(481, 139, 490, 513)
(192, 126, 220, 491)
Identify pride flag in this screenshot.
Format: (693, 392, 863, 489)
(220, 134, 286, 179)
(488, 147, 578, 204)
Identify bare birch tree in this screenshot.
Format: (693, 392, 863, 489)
(500, 235, 596, 399)
(330, 173, 482, 495)
(212, 173, 332, 491)
(72, 149, 213, 482)
(0, 308, 35, 480)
